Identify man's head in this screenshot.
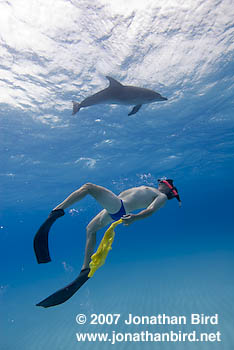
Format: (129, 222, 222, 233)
(158, 178, 181, 205)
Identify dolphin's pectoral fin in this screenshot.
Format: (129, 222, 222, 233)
(106, 76, 123, 88)
(128, 104, 142, 116)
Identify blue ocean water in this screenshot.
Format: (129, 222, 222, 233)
(1, 1, 234, 349)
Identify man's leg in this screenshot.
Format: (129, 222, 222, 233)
(54, 183, 122, 214)
(34, 183, 119, 264)
(82, 210, 112, 269)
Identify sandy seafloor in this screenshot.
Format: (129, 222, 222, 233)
(0, 0, 234, 349)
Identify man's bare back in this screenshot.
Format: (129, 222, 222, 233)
(118, 185, 163, 212)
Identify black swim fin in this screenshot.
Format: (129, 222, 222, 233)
(33, 209, 65, 264)
(36, 268, 90, 308)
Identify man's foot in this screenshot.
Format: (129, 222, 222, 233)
(48, 209, 65, 219)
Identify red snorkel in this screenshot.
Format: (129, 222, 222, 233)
(158, 179, 181, 205)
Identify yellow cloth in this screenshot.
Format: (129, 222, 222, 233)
(88, 219, 123, 277)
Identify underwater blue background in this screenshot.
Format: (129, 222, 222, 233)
(0, 0, 234, 349)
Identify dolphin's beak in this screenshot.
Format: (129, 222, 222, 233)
(161, 96, 168, 101)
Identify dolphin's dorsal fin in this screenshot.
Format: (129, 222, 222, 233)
(106, 76, 123, 88)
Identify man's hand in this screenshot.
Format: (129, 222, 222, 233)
(121, 213, 137, 226)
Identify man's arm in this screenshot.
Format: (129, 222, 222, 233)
(122, 193, 167, 226)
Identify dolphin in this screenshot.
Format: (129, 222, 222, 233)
(72, 76, 167, 116)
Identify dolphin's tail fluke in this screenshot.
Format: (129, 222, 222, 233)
(72, 101, 81, 115)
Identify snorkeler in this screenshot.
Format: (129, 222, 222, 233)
(34, 179, 181, 307)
